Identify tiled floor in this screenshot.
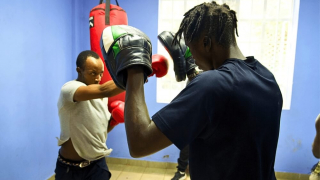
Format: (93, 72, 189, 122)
(48, 161, 310, 180)
(108, 163, 191, 180)
(107, 163, 302, 180)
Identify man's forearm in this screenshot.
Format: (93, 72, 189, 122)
(74, 80, 124, 101)
(99, 80, 124, 97)
(124, 67, 172, 158)
(125, 67, 152, 157)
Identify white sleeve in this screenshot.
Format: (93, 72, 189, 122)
(60, 81, 86, 103)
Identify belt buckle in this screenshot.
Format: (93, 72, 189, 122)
(79, 161, 90, 168)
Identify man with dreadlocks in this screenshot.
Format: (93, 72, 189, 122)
(101, 1, 283, 179)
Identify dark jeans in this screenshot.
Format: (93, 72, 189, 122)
(177, 145, 189, 172)
(54, 155, 111, 180)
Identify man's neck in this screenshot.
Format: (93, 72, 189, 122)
(76, 77, 82, 82)
(212, 45, 246, 69)
(229, 45, 246, 60)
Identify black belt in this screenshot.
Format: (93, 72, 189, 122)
(58, 155, 92, 168)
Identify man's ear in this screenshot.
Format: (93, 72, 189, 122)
(203, 36, 212, 52)
(76, 67, 81, 74)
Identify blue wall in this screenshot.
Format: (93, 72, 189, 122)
(0, 0, 319, 179)
(0, 0, 88, 179)
(274, 0, 320, 174)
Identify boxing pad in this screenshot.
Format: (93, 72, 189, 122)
(149, 54, 169, 78)
(158, 31, 197, 82)
(100, 25, 153, 90)
(109, 100, 124, 126)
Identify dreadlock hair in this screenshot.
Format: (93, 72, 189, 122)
(173, 1, 239, 48)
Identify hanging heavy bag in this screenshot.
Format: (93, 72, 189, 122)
(89, 0, 128, 126)
(90, 0, 128, 85)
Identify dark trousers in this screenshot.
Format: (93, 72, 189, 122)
(54, 155, 111, 180)
(177, 145, 189, 172)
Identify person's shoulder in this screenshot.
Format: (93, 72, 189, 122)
(61, 80, 85, 88)
(197, 64, 235, 81)
(227, 57, 276, 80)
(60, 80, 86, 94)
(219, 58, 249, 73)
(245, 57, 277, 81)
(190, 68, 234, 91)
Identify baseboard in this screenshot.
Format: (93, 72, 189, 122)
(105, 156, 178, 169)
(275, 171, 310, 180)
(47, 174, 55, 180)
(47, 157, 310, 180)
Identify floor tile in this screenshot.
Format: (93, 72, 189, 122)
(140, 167, 166, 180)
(109, 164, 125, 180)
(116, 165, 145, 180)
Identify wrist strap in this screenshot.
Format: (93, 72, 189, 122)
(187, 70, 199, 80)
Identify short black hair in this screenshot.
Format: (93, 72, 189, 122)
(76, 50, 100, 69)
(173, 1, 239, 47)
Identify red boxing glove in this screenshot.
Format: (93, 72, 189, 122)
(109, 100, 125, 127)
(149, 54, 169, 78)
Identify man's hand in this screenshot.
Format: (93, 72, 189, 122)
(109, 100, 125, 127)
(149, 54, 169, 78)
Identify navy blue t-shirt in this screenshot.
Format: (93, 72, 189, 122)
(152, 57, 283, 180)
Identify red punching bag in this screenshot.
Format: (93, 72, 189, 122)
(89, 0, 128, 112)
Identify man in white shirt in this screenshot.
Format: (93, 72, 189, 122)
(55, 50, 124, 180)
